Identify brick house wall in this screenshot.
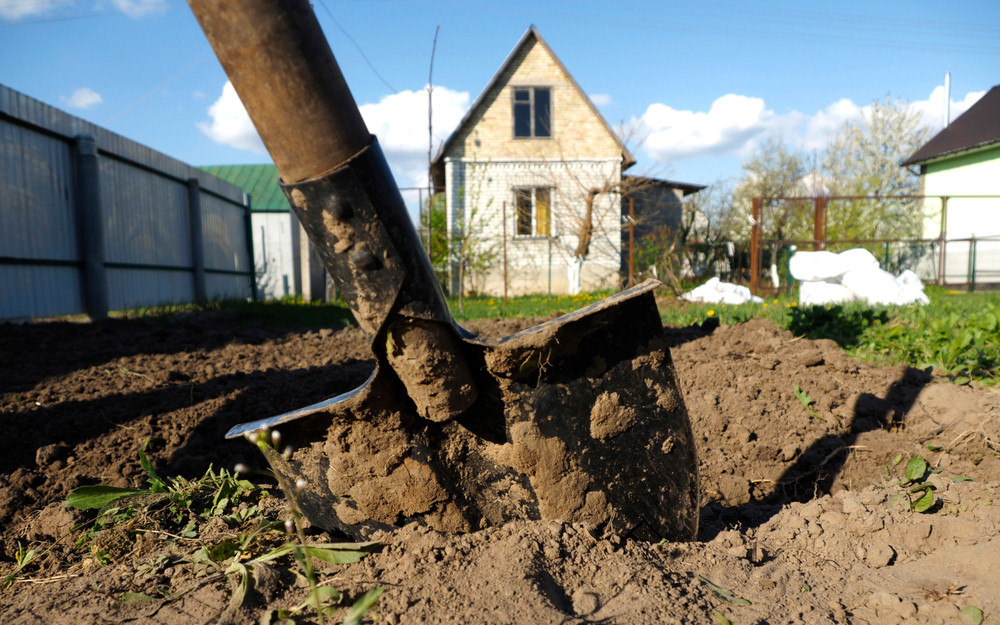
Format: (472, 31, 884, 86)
(434, 27, 631, 295)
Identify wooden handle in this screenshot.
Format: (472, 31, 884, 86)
(188, 0, 369, 182)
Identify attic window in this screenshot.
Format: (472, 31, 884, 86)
(513, 87, 551, 138)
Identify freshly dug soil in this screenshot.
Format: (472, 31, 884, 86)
(1, 308, 998, 624)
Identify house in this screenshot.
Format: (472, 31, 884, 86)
(431, 26, 701, 295)
(201, 164, 327, 301)
(620, 175, 705, 279)
(902, 84, 1000, 283)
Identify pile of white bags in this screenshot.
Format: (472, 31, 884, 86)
(790, 248, 929, 306)
(680, 277, 764, 305)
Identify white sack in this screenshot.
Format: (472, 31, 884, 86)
(836, 248, 880, 273)
(789, 251, 847, 282)
(791, 248, 929, 306)
(798, 280, 855, 306)
(681, 277, 764, 305)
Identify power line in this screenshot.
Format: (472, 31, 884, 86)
(314, 0, 398, 93)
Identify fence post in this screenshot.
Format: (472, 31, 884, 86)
(968, 235, 977, 292)
(73, 134, 108, 320)
(750, 197, 762, 296)
(242, 193, 258, 302)
(937, 196, 949, 285)
(812, 197, 826, 251)
(186, 178, 207, 303)
(628, 195, 635, 286)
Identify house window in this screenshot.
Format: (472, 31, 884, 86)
(515, 187, 552, 237)
(513, 87, 551, 138)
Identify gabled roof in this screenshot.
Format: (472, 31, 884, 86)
(430, 25, 634, 192)
(623, 175, 705, 197)
(200, 164, 290, 212)
(903, 85, 1000, 166)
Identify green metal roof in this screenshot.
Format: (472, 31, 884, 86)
(200, 164, 290, 212)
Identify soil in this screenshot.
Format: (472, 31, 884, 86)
(1, 306, 998, 624)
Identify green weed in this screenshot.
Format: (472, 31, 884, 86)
(878, 454, 941, 513)
(61, 439, 381, 623)
(1, 541, 39, 590)
(792, 384, 824, 421)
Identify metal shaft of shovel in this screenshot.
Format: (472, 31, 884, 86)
(188, 0, 476, 422)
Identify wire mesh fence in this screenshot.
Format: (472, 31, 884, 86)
(749, 195, 1000, 295)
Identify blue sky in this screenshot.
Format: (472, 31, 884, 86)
(3, 0, 999, 207)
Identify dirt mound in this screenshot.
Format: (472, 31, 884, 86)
(1, 312, 998, 624)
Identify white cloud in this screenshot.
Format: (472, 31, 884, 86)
(197, 81, 267, 156)
(589, 93, 612, 107)
(0, 0, 165, 19)
(639, 94, 775, 162)
(637, 87, 986, 168)
(0, 0, 69, 19)
(197, 81, 470, 189)
(108, 0, 167, 17)
(61, 87, 103, 109)
(359, 86, 470, 187)
(912, 85, 985, 131)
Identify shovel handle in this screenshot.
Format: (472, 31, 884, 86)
(188, 0, 369, 182)
(189, 0, 478, 423)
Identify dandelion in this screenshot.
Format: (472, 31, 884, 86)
(707, 310, 715, 317)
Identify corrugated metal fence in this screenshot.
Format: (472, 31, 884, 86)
(1, 84, 254, 320)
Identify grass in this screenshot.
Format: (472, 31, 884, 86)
(13, 439, 385, 624)
(106, 284, 1000, 387)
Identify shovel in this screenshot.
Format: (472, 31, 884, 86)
(188, 0, 699, 541)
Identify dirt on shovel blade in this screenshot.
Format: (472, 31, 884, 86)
(1, 312, 999, 624)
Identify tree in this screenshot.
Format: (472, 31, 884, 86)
(733, 136, 811, 242)
(417, 193, 449, 289)
(820, 95, 931, 239)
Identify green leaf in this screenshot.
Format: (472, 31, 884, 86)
(951, 476, 975, 483)
(887, 493, 910, 510)
(226, 562, 250, 613)
(960, 605, 984, 625)
(912, 488, 936, 513)
(792, 384, 824, 420)
(261, 609, 296, 625)
(139, 439, 166, 493)
(712, 614, 735, 625)
(903, 455, 927, 484)
(65, 485, 147, 510)
(119, 592, 157, 603)
(925, 442, 943, 452)
(891, 454, 903, 466)
(305, 543, 381, 565)
(206, 539, 238, 563)
(251, 541, 381, 566)
(343, 587, 385, 625)
(294, 586, 343, 617)
(697, 575, 751, 606)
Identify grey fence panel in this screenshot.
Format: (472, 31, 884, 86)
(0, 124, 77, 261)
(201, 193, 249, 272)
(0, 265, 82, 320)
(101, 157, 191, 266)
(205, 273, 252, 300)
(201, 191, 252, 299)
(0, 83, 253, 319)
(106, 267, 194, 311)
